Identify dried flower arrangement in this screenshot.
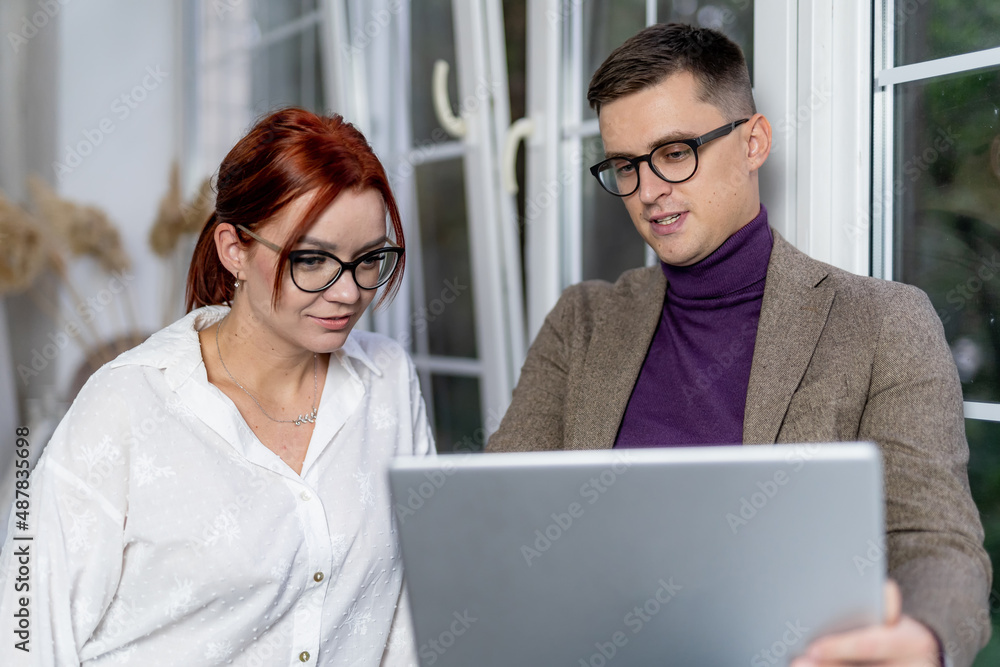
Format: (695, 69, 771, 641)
(2, 178, 142, 389)
(149, 162, 215, 324)
(0, 193, 46, 296)
(28, 176, 130, 275)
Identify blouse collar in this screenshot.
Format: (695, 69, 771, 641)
(107, 305, 383, 392)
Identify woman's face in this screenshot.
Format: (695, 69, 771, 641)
(235, 188, 387, 355)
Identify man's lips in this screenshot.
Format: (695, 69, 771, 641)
(650, 212, 683, 225)
(647, 211, 686, 235)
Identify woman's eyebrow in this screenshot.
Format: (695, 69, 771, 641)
(298, 235, 389, 252)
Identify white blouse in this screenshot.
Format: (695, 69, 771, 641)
(0, 306, 432, 666)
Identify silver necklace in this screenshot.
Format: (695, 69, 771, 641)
(215, 320, 318, 426)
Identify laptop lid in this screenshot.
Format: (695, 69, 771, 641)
(389, 443, 884, 666)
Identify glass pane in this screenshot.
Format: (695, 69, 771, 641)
(414, 159, 477, 358)
(656, 1, 754, 83)
(579, 1, 755, 121)
(894, 4, 1000, 67)
(250, 25, 325, 115)
(430, 374, 484, 452)
(580, 136, 646, 282)
(251, 0, 317, 34)
(198, 1, 254, 177)
(504, 0, 528, 268)
(410, 0, 460, 145)
(580, 0, 647, 122)
(892, 67, 1000, 402)
(966, 418, 1000, 667)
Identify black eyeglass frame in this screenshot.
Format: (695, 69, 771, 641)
(235, 224, 405, 293)
(589, 118, 751, 197)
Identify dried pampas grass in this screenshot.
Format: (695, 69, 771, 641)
(0, 192, 46, 295)
(149, 168, 216, 326)
(28, 175, 131, 274)
(149, 162, 185, 257)
(149, 166, 216, 257)
(0, 186, 104, 356)
(182, 176, 215, 234)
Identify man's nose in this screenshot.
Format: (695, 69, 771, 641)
(636, 160, 673, 204)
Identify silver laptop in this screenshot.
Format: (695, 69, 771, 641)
(388, 443, 884, 667)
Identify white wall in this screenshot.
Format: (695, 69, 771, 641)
(50, 0, 181, 393)
(0, 0, 181, 542)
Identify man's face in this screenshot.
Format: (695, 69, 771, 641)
(597, 72, 769, 266)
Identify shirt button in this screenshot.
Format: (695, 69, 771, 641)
(313, 572, 324, 582)
(299, 650, 311, 662)
(300, 491, 312, 501)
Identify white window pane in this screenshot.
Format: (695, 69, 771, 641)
(892, 67, 1000, 402)
(251, 0, 318, 33)
(965, 417, 1000, 665)
(429, 374, 484, 452)
(250, 25, 324, 114)
(580, 0, 647, 122)
(580, 136, 645, 282)
(414, 159, 477, 359)
(410, 0, 459, 145)
(894, 4, 1000, 66)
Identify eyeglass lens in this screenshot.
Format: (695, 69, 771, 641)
(290, 249, 399, 291)
(597, 143, 697, 195)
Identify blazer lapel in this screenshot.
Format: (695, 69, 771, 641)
(743, 234, 834, 444)
(569, 267, 666, 450)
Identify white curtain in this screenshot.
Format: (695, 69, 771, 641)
(0, 0, 29, 545)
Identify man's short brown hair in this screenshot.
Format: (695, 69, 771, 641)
(587, 23, 755, 120)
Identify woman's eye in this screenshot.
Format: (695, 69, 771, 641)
(294, 254, 329, 269)
(361, 252, 386, 267)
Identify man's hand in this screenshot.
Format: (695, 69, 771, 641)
(790, 581, 941, 666)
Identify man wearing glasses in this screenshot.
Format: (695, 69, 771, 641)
(488, 22, 989, 667)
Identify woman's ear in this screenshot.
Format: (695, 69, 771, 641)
(214, 223, 246, 280)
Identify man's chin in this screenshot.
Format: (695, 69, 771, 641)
(651, 243, 701, 268)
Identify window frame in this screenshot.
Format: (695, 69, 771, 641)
(873, 0, 1000, 422)
(523, 1, 872, 340)
(320, 0, 526, 444)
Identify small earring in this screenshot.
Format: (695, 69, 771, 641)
(234, 279, 241, 289)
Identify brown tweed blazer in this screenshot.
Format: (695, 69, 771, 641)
(488, 232, 992, 666)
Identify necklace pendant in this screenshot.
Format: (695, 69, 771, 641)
(294, 407, 318, 426)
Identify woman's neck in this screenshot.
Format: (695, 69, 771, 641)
(204, 309, 324, 402)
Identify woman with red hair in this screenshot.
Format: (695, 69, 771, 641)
(0, 108, 431, 665)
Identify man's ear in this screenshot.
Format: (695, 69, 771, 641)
(214, 222, 246, 280)
(745, 113, 772, 173)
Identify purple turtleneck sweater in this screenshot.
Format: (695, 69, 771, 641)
(614, 206, 772, 448)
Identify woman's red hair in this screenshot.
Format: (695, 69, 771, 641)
(185, 108, 405, 311)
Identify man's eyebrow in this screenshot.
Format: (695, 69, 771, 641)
(298, 235, 389, 254)
(604, 130, 697, 159)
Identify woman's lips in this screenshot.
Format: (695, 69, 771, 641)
(310, 314, 353, 331)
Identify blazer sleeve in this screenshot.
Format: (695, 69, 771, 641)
(487, 287, 580, 453)
(858, 284, 992, 667)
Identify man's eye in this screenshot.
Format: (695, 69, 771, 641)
(615, 163, 635, 175)
(658, 145, 693, 162)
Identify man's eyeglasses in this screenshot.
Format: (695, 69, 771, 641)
(236, 224, 404, 292)
(589, 118, 750, 197)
